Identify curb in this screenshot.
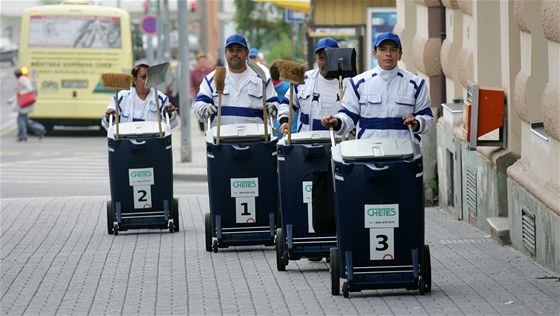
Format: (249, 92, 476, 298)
(173, 173, 207, 182)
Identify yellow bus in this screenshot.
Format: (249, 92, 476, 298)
(19, 0, 133, 131)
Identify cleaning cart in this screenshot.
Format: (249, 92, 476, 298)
(104, 63, 179, 235)
(275, 130, 339, 270)
(329, 136, 431, 297)
(106, 120, 178, 234)
(204, 123, 279, 252)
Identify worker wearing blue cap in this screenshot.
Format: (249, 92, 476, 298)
(278, 37, 345, 135)
(321, 32, 433, 144)
(192, 34, 283, 127)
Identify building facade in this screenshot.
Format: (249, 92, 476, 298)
(309, 0, 559, 274)
(399, 0, 559, 273)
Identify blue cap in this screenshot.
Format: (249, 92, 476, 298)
(314, 38, 339, 53)
(248, 48, 259, 57)
(374, 32, 402, 49)
(225, 34, 248, 48)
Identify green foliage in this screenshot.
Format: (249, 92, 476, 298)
(263, 33, 292, 64)
(233, 0, 291, 59)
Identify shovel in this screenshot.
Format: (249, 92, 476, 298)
(324, 48, 357, 146)
(145, 62, 170, 138)
(247, 59, 270, 142)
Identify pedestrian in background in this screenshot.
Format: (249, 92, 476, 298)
(190, 52, 213, 131)
(279, 38, 343, 135)
(101, 63, 177, 130)
(192, 34, 283, 127)
(6, 68, 45, 142)
(321, 32, 433, 144)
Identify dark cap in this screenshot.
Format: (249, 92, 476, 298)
(225, 34, 248, 48)
(314, 38, 339, 53)
(374, 32, 402, 49)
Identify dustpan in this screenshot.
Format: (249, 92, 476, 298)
(145, 62, 170, 137)
(324, 48, 357, 80)
(247, 59, 270, 142)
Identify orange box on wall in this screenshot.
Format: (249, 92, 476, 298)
(462, 87, 505, 141)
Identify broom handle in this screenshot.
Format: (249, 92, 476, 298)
(287, 83, 294, 146)
(216, 93, 222, 144)
(262, 85, 269, 142)
(114, 90, 120, 139)
(155, 89, 163, 138)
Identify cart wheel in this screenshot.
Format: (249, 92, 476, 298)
(342, 282, 349, 298)
(330, 248, 340, 296)
(168, 220, 174, 233)
(113, 223, 119, 236)
(212, 239, 218, 253)
(106, 201, 114, 235)
(172, 197, 180, 232)
(204, 213, 212, 252)
(275, 228, 286, 271)
(423, 245, 432, 293)
(418, 278, 426, 295)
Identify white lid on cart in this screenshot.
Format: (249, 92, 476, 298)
(108, 121, 171, 139)
(278, 130, 340, 145)
(339, 138, 413, 160)
(208, 123, 275, 143)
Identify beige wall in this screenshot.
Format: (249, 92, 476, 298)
(312, 0, 395, 25)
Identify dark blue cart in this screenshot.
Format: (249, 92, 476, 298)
(330, 138, 431, 297)
(106, 121, 179, 235)
(204, 123, 278, 252)
(276, 131, 338, 270)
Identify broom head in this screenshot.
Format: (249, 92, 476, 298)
(275, 60, 306, 84)
(214, 66, 226, 93)
(101, 73, 133, 90)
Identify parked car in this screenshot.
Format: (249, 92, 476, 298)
(0, 38, 18, 65)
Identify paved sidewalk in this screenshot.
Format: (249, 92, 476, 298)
(1, 115, 559, 315)
(1, 196, 558, 315)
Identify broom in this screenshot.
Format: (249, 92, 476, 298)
(214, 66, 227, 144)
(274, 60, 306, 145)
(101, 73, 133, 140)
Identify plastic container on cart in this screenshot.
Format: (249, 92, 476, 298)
(330, 137, 431, 297)
(204, 123, 279, 252)
(106, 121, 179, 235)
(275, 130, 341, 270)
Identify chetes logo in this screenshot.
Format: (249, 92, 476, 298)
(233, 180, 256, 188)
(367, 208, 396, 217)
(131, 170, 152, 177)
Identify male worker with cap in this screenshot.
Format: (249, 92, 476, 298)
(321, 32, 433, 143)
(248, 47, 270, 80)
(192, 34, 284, 127)
(278, 37, 345, 135)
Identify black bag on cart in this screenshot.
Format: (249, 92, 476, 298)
(311, 165, 336, 233)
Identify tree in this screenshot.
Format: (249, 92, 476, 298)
(233, 0, 292, 63)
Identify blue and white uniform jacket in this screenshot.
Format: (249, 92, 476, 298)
(281, 68, 343, 132)
(335, 66, 433, 140)
(192, 67, 285, 127)
(101, 87, 177, 130)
